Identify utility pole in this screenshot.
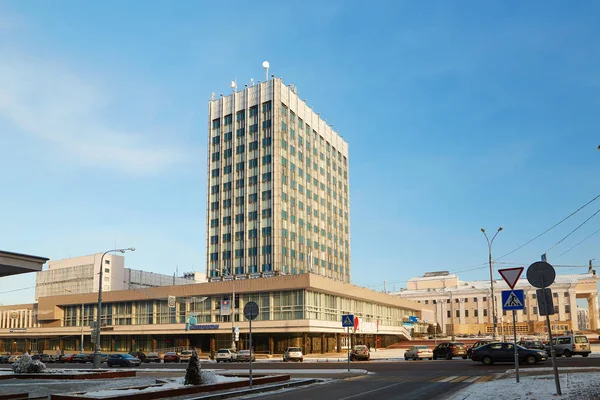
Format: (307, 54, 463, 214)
(481, 227, 503, 340)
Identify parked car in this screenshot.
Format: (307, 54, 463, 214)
(467, 340, 498, 358)
(179, 350, 194, 363)
(73, 353, 93, 363)
(107, 354, 141, 367)
(433, 342, 467, 360)
(546, 335, 591, 357)
(144, 352, 161, 363)
(8, 355, 22, 363)
(215, 349, 237, 363)
(471, 342, 548, 365)
(128, 351, 147, 362)
(517, 340, 545, 351)
(404, 345, 433, 360)
(32, 354, 52, 363)
(350, 345, 371, 361)
(237, 349, 255, 362)
(283, 347, 303, 362)
(0, 355, 10, 364)
(163, 352, 180, 363)
(62, 354, 76, 363)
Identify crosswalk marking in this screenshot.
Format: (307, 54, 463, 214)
(464, 376, 482, 383)
(438, 376, 459, 382)
(476, 375, 494, 382)
(451, 376, 470, 383)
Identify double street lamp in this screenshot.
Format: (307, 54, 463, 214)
(93, 248, 135, 368)
(481, 227, 502, 340)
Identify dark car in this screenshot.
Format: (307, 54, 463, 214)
(517, 340, 545, 351)
(128, 351, 146, 362)
(433, 342, 468, 360)
(144, 352, 161, 363)
(163, 352, 180, 363)
(467, 340, 498, 358)
(471, 342, 548, 365)
(350, 345, 371, 361)
(62, 354, 76, 363)
(73, 353, 93, 363)
(32, 354, 52, 363)
(107, 354, 141, 367)
(0, 355, 10, 364)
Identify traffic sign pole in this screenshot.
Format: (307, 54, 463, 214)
(512, 310, 519, 383)
(347, 326, 350, 372)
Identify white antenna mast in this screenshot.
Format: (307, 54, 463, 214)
(262, 61, 270, 81)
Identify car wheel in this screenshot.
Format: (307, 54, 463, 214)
(526, 355, 537, 365)
(462, 356, 467, 360)
(429, 357, 433, 361)
(564, 350, 572, 358)
(404, 356, 409, 361)
(445, 352, 452, 360)
(107, 362, 112, 368)
(583, 353, 589, 358)
(482, 356, 493, 365)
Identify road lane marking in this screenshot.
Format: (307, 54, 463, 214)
(464, 376, 482, 383)
(337, 381, 407, 400)
(437, 376, 459, 382)
(477, 375, 493, 382)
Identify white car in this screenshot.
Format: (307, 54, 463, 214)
(179, 350, 194, 363)
(8, 355, 22, 363)
(404, 345, 433, 360)
(215, 349, 237, 363)
(283, 347, 303, 362)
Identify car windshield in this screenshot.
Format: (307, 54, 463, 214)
(217, 350, 229, 354)
(239, 350, 250, 354)
(416, 346, 429, 349)
(288, 347, 301, 352)
(165, 352, 176, 355)
(123, 354, 136, 359)
(181, 351, 192, 354)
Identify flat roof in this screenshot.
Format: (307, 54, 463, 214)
(0, 250, 49, 278)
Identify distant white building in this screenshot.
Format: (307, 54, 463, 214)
(393, 271, 600, 336)
(35, 253, 205, 299)
(577, 307, 590, 331)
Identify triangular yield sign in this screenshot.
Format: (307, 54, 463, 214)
(498, 267, 524, 289)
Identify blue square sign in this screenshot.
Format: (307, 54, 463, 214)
(502, 289, 525, 311)
(342, 314, 354, 327)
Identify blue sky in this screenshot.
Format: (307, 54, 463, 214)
(1, 1, 599, 305)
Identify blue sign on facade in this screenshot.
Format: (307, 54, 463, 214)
(342, 314, 355, 327)
(408, 316, 419, 323)
(502, 290, 525, 311)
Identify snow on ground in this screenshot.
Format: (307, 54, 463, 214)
(449, 371, 600, 400)
(79, 373, 243, 398)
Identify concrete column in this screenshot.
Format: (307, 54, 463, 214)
(336, 333, 341, 352)
(321, 333, 325, 354)
(440, 301, 448, 333)
(269, 334, 274, 355)
(458, 298, 465, 325)
(477, 297, 484, 324)
(517, 309, 523, 323)
(558, 292, 565, 322)
(28, 309, 33, 328)
(589, 293, 599, 330)
(569, 291, 577, 331)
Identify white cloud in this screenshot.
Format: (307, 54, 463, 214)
(0, 52, 191, 175)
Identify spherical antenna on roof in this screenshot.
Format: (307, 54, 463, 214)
(262, 61, 270, 81)
(230, 80, 236, 89)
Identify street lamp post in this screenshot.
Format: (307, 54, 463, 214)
(222, 267, 236, 351)
(93, 248, 135, 368)
(481, 227, 502, 340)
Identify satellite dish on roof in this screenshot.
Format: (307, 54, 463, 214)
(262, 61, 270, 81)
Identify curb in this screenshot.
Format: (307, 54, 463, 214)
(185, 378, 321, 400)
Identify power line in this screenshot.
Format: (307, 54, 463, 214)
(546, 208, 600, 253)
(495, 193, 600, 261)
(554, 226, 600, 260)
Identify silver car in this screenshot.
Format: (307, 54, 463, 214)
(283, 347, 303, 362)
(404, 345, 433, 360)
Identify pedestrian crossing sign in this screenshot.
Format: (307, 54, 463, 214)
(502, 289, 525, 311)
(342, 314, 355, 327)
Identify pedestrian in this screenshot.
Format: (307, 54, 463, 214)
(367, 342, 371, 351)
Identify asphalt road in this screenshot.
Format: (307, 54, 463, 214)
(20, 357, 600, 400)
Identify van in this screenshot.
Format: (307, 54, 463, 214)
(546, 335, 591, 357)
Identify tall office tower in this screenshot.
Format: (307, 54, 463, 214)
(206, 76, 350, 282)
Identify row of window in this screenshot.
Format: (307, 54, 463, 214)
(421, 291, 573, 305)
(445, 304, 571, 319)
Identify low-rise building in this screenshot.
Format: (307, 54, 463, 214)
(394, 271, 599, 337)
(0, 273, 432, 355)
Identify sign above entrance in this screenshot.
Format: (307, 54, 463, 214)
(499, 267, 524, 289)
(188, 324, 220, 331)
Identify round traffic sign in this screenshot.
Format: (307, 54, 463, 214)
(244, 301, 259, 320)
(526, 261, 556, 288)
